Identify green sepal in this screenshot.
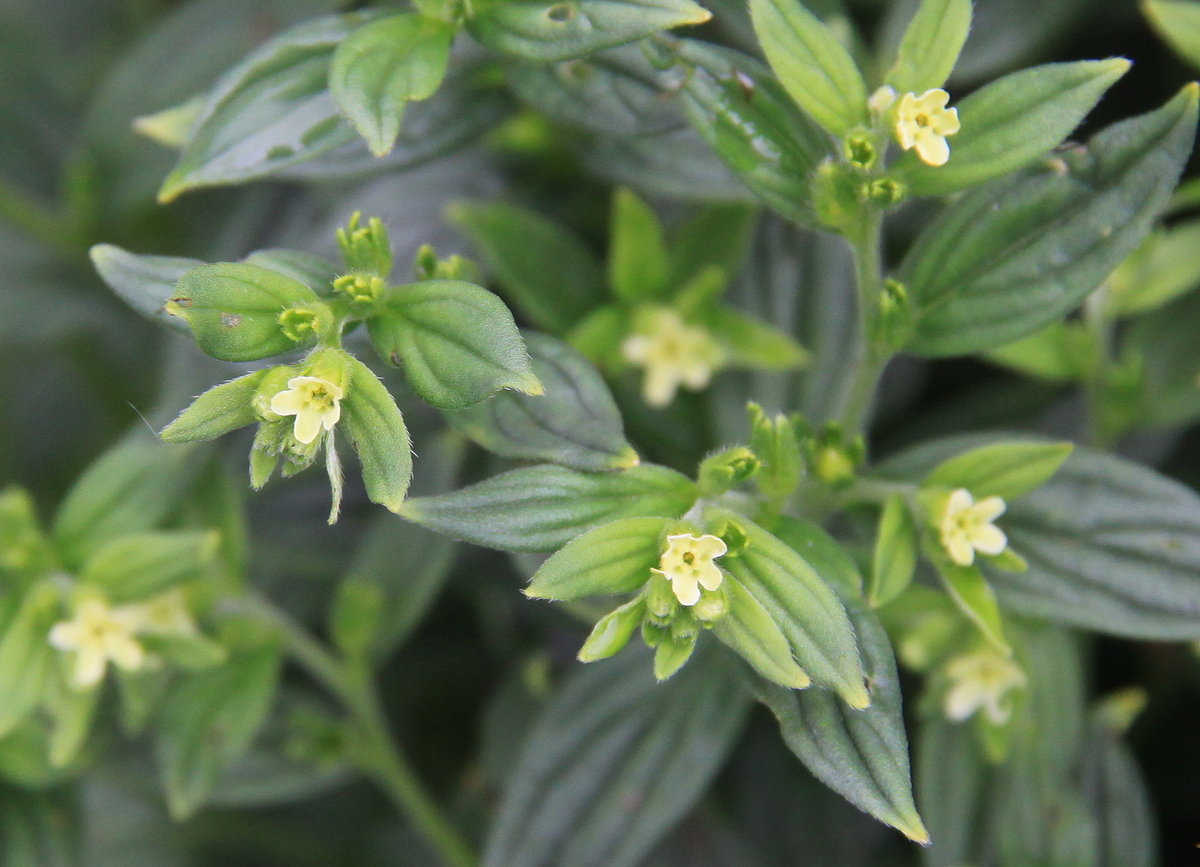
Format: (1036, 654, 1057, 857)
(79, 530, 220, 603)
(653, 631, 697, 681)
(525, 517, 673, 601)
(1145, 0, 1200, 70)
(341, 356, 413, 512)
(748, 404, 803, 504)
(329, 13, 455, 157)
(160, 371, 269, 443)
(168, 262, 321, 362)
(869, 495, 918, 609)
(578, 595, 647, 662)
(712, 575, 810, 689)
(697, 446, 761, 496)
(925, 441, 1074, 501)
(367, 279, 541, 409)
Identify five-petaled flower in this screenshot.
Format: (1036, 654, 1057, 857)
(49, 593, 149, 690)
(895, 89, 960, 167)
(621, 308, 726, 407)
(270, 376, 344, 445)
(942, 648, 1027, 724)
(939, 488, 1007, 566)
(653, 533, 727, 606)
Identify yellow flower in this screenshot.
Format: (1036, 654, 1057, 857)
(621, 308, 726, 407)
(895, 89, 960, 167)
(942, 648, 1026, 724)
(269, 375, 344, 445)
(939, 488, 1007, 566)
(653, 533, 727, 606)
(48, 593, 149, 690)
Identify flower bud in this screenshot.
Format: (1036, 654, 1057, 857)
(336, 212, 392, 276)
(697, 446, 761, 496)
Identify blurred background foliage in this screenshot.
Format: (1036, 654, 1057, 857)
(2, 0, 1200, 864)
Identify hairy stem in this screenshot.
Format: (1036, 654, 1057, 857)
(244, 594, 478, 867)
(835, 211, 891, 434)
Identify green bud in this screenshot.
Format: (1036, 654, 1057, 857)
(747, 403, 803, 502)
(249, 424, 284, 489)
(803, 421, 864, 487)
(646, 572, 676, 620)
(414, 244, 439, 280)
(669, 607, 700, 642)
(692, 585, 729, 623)
(867, 176, 907, 208)
(812, 160, 866, 235)
(843, 132, 876, 169)
(814, 445, 856, 486)
(641, 618, 669, 648)
(873, 278, 914, 351)
(412, 244, 482, 283)
(578, 596, 647, 663)
(697, 446, 761, 496)
(333, 273, 386, 307)
(278, 304, 333, 344)
(336, 212, 392, 277)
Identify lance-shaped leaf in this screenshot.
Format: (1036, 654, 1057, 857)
(894, 59, 1130, 196)
(748, 0, 868, 136)
(712, 576, 810, 689)
(675, 39, 833, 228)
(448, 202, 605, 333)
(169, 263, 320, 362)
(925, 441, 1074, 501)
(160, 371, 268, 443)
(482, 643, 749, 867)
(89, 244, 202, 334)
(609, 187, 671, 303)
(751, 595, 928, 843)
(933, 557, 1009, 652)
(367, 279, 541, 410)
(869, 495, 918, 609)
(904, 85, 1198, 356)
(1107, 219, 1200, 315)
(329, 13, 454, 157)
(1080, 716, 1157, 867)
(80, 531, 220, 603)
(446, 333, 638, 471)
(242, 249, 338, 298)
(770, 516, 863, 598)
(884, 0, 972, 95)
(468, 0, 711, 63)
(341, 357, 412, 512)
(707, 507, 868, 708)
(0, 583, 60, 738)
(525, 517, 671, 600)
(402, 464, 695, 552)
(159, 15, 367, 202)
(916, 715, 992, 867)
(1145, 0, 1200, 69)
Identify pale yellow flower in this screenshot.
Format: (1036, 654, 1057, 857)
(939, 488, 1007, 566)
(895, 89, 960, 167)
(943, 648, 1026, 724)
(269, 376, 344, 445)
(653, 533, 727, 606)
(49, 594, 149, 689)
(621, 308, 725, 407)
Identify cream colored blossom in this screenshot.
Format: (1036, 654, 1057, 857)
(621, 308, 725, 407)
(895, 89, 960, 167)
(943, 648, 1027, 724)
(269, 376, 344, 445)
(653, 533, 727, 606)
(939, 488, 1007, 566)
(49, 594, 149, 689)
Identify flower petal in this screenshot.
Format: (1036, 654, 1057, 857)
(671, 574, 701, 606)
(292, 410, 323, 445)
(946, 535, 976, 566)
(972, 496, 1006, 522)
(270, 389, 306, 417)
(972, 524, 1008, 556)
(915, 133, 950, 167)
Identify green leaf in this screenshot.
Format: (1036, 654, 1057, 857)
(752, 595, 928, 843)
(448, 201, 606, 333)
(159, 14, 368, 201)
(89, 244, 202, 334)
(160, 371, 268, 443)
(705, 306, 811, 368)
(0, 787, 79, 867)
(925, 441, 1074, 500)
(770, 516, 864, 598)
(1145, 0, 1200, 69)
(155, 632, 282, 820)
(242, 249, 339, 298)
(468, 0, 711, 63)
(895, 59, 1129, 196)
(79, 531, 219, 603)
(933, 558, 1009, 652)
(47, 680, 101, 770)
(329, 13, 454, 156)
(0, 583, 59, 739)
(884, 0, 971, 94)
(53, 431, 203, 569)
(446, 333, 638, 471)
(169, 262, 320, 362)
(904, 84, 1199, 356)
(712, 575, 810, 688)
(341, 357, 413, 512)
(1080, 720, 1157, 867)
(578, 596, 647, 662)
(983, 321, 1096, 383)
(668, 202, 758, 289)
(482, 643, 749, 867)
(707, 508, 868, 707)
(748, 0, 868, 136)
(525, 517, 671, 600)
(402, 464, 695, 552)
(367, 279, 541, 409)
(1107, 219, 1200, 315)
(869, 495, 918, 608)
(608, 187, 670, 303)
(675, 39, 835, 228)
(915, 715, 990, 867)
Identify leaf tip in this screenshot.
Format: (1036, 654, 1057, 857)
(157, 173, 189, 204)
(900, 816, 931, 845)
(609, 446, 641, 469)
(842, 680, 872, 710)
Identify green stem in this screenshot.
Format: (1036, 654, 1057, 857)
(243, 594, 478, 867)
(835, 211, 891, 434)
